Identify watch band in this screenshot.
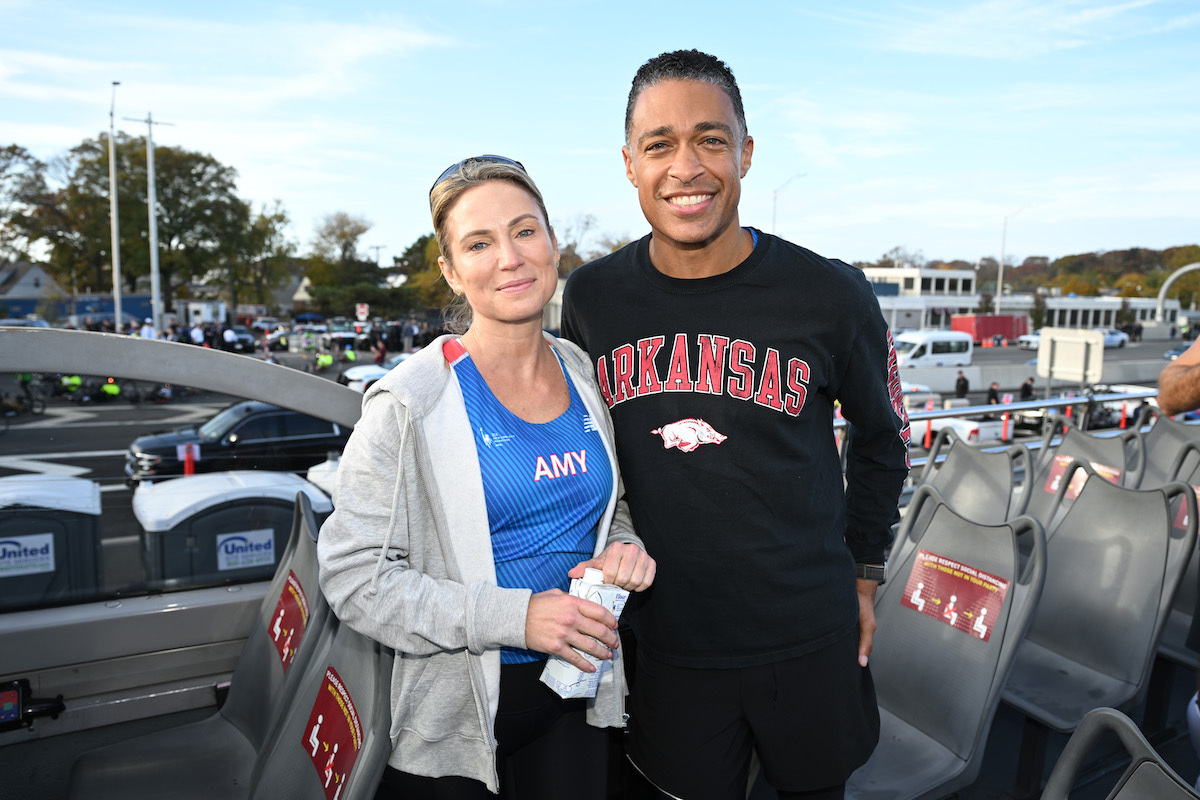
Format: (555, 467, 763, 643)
(856, 563, 887, 584)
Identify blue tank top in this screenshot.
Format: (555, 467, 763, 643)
(447, 339, 613, 663)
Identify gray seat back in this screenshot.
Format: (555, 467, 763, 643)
(873, 485, 1047, 760)
(220, 491, 332, 748)
(249, 618, 394, 800)
(1025, 478, 1196, 686)
(920, 429, 1032, 524)
(1036, 415, 1145, 489)
(1041, 708, 1200, 799)
(1137, 413, 1200, 489)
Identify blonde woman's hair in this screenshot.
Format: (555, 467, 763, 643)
(429, 157, 552, 333)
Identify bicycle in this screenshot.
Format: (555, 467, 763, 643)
(1, 387, 46, 434)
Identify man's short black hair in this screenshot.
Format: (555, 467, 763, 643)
(625, 49, 747, 145)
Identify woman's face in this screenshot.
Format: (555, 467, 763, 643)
(439, 180, 559, 330)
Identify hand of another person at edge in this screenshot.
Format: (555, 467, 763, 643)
(568, 541, 657, 592)
(856, 578, 879, 668)
(526, 590, 620, 673)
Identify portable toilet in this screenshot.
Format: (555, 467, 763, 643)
(134, 471, 333, 590)
(0, 475, 102, 611)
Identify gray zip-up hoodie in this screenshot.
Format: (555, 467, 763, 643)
(317, 333, 641, 793)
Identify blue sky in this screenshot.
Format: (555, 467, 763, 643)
(2, 0, 1198, 268)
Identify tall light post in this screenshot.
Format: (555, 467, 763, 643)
(125, 112, 174, 331)
(771, 173, 806, 235)
(994, 206, 1027, 315)
(108, 81, 122, 329)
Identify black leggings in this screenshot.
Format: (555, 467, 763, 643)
(377, 660, 608, 800)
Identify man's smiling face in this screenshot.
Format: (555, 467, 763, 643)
(622, 79, 753, 253)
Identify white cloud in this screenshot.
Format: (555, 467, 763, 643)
(800, 0, 1197, 60)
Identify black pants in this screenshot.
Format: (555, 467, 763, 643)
(626, 628, 877, 800)
(377, 660, 608, 800)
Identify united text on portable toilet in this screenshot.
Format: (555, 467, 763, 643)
(133, 471, 333, 590)
(0, 475, 102, 611)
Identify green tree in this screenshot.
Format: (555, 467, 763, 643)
(10, 133, 251, 308)
(1030, 292, 1047, 329)
(0, 144, 47, 260)
(400, 234, 452, 311)
(306, 212, 379, 289)
(236, 201, 296, 305)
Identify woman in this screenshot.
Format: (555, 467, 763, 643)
(317, 155, 655, 799)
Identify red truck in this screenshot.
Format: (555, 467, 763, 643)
(950, 314, 1029, 345)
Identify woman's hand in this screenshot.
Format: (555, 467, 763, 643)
(569, 542, 656, 592)
(526, 589, 620, 672)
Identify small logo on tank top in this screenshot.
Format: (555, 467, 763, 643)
(478, 427, 516, 448)
(582, 414, 599, 433)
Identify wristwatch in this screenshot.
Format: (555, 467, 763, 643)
(856, 563, 887, 584)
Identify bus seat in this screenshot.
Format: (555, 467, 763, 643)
(1135, 413, 1200, 490)
(248, 617, 393, 800)
(1003, 478, 1196, 734)
(67, 491, 332, 800)
(847, 487, 1047, 799)
(1034, 414, 1145, 491)
(1156, 443, 1200, 669)
(1041, 707, 1200, 800)
(918, 428, 1032, 524)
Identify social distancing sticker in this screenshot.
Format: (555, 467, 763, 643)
(269, 571, 310, 672)
(1041, 454, 1121, 499)
(901, 548, 1010, 642)
(303, 667, 363, 800)
(1173, 486, 1200, 531)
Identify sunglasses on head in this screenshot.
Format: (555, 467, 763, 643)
(430, 155, 526, 197)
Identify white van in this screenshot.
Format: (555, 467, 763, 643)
(894, 330, 973, 368)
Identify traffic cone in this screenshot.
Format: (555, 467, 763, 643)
(1119, 403, 1128, 430)
(1002, 412, 1011, 441)
(184, 443, 195, 475)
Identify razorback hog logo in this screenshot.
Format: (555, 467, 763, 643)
(651, 418, 727, 453)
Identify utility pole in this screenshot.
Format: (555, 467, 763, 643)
(125, 112, 174, 331)
(771, 173, 806, 235)
(108, 82, 122, 329)
(368, 245, 386, 265)
(994, 206, 1027, 315)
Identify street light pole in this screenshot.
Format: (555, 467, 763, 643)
(108, 81, 122, 329)
(126, 112, 174, 332)
(994, 206, 1027, 315)
(771, 173, 806, 235)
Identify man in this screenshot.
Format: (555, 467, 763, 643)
(955, 370, 969, 399)
(1019, 376, 1036, 401)
(562, 50, 910, 800)
(1159, 337, 1200, 415)
(138, 317, 158, 340)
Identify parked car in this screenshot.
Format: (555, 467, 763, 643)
(1165, 345, 1189, 360)
(322, 319, 359, 351)
(1094, 328, 1130, 348)
(225, 325, 256, 352)
(249, 316, 279, 333)
(338, 352, 411, 392)
(0, 317, 52, 328)
(1017, 329, 1044, 350)
(124, 399, 353, 484)
(264, 326, 291, 352)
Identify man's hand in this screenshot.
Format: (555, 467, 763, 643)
(568, 541, 656, 592)
(856, 578, 879, 668)
(525, 589, 619, 673)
